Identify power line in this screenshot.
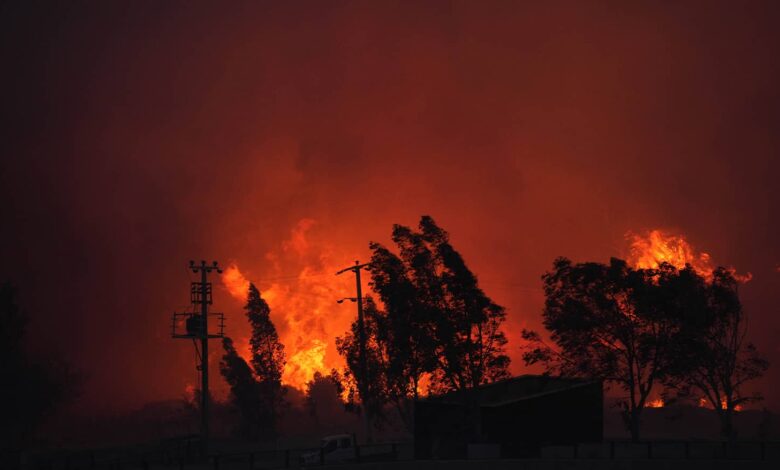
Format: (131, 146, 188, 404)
(244, 272, 332, 283)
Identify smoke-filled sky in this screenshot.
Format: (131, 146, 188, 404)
(1, 1, 778, 414)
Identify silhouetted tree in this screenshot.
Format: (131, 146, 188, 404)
(336, 297, 390, 429)
(220, 284, 286, 439)
(522, 258, 681, 442)
(0, 282, 78, 457)
(245, 283, 286, 431)
(390, 216, 510, 392)
(343, 216, 510, 438)
(220, 337, 266, 438)
(366, 243, 436, 429)
(665, 267, 768, 439)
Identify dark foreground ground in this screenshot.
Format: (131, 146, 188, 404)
(20, 440, 780, 470)
(16, 403, 780, 469)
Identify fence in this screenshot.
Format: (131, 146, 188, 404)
(541, 440, 780, 461)
(23, 439, 780, 470)
(23, 440, 414, 470)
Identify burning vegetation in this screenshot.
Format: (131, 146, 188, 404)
(627, 229, 714, 276)
(522, 228, 767, 441)
(627, 229, 752, 283)
(214, 216, 512, 439)
(208, 221, 768, 443)
(221, 220, 355, 391)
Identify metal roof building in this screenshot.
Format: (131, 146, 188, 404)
(414, 375, 603, 459)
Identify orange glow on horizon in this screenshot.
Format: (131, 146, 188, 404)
(647, 398, 664, 408)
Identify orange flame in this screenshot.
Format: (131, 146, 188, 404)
(284, 339, 327, 387)
(647, 398, 665, 408)
(627, 229, 751, 282)
(220, 219, 357, 391)
(698, 397, 742, 412)
(627, 229, 713, 276)
(222, 263, 250, 300)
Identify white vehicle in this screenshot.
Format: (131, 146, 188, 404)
(300, 434, 357, 466)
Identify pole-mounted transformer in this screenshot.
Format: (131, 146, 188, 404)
(171, 260, 225, 457)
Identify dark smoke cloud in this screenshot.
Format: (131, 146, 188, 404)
(1, 0, 778, 413)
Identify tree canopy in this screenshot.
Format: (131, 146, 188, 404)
(523, 258, 768, 441)
(336, 296, 391, 429)
(338, 216, 511, 431)
(220, 336, 267, 438)
(381, 216, 510, 393)
(665, 267, 769, 439)
(220, 283, 286, 439)
(245, 284, 286, 416)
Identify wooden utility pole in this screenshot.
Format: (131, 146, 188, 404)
(336, 260, 372, 443)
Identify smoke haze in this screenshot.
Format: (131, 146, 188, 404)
(1, 1, 778, 413)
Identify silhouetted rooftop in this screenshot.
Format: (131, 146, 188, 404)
(422, 375, 600, 407)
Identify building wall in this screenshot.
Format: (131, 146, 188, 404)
(414, 400, 470, 459)
(414, 381, 603, 459)
(483, 381, 603, 457)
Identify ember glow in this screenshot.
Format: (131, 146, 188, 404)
(221, 220, 356, 390)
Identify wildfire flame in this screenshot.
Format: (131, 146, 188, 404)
(628, 230, 751, 413)
(647, 398, 665, 408)
(284, 339, 327, 387)
(698, 397, 742, 412)
(627, 230, 713, 276)
(627, 229, 751, 282)
(221, 219, 357, 391)
(222, 264, 250, 299)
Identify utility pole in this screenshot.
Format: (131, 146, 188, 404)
(172, 260, 224, 458)
(336, 260, 372, 443)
